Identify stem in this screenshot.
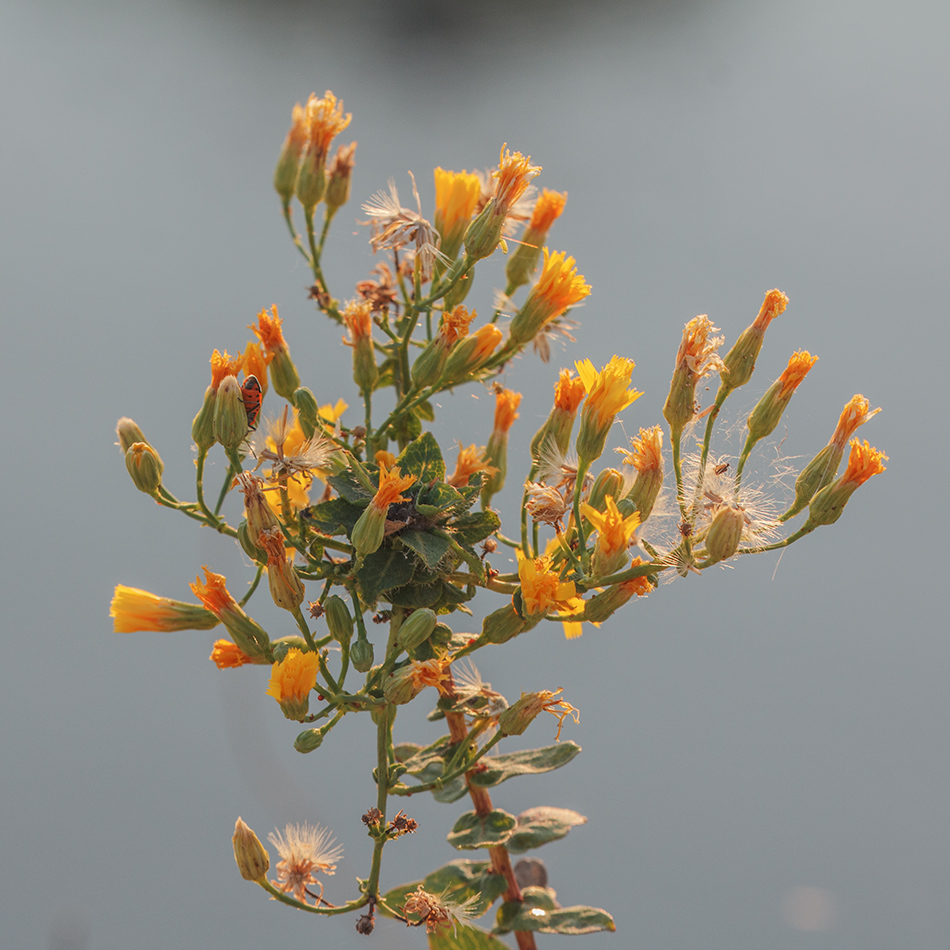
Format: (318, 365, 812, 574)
(572, 458, 591, 574)
(281, 201, 312, 264)
(364, 704, 394, 900)
(238, 565, 264, 607)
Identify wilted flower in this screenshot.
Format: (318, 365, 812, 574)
(268, 821, 343, 903)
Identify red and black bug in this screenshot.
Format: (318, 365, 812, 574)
(241, 375, 263, 430)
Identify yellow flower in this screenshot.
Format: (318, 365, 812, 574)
(319, 399, 348, 424)
(576, 356, 641, 430)
(434, 167, 482, 255)
(574, 356, 642, 463)
(509, 249, 591, 345)
(518, 555, 578, 617)
(581, 495, 641, 575)
(266, 648, 320, 719)
(110, 585, 218, 633)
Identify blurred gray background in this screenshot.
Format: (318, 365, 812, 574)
(3, 0, 947, 947)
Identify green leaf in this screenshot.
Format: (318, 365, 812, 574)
(450, 511, 500, 545)
(356, 547, 415, 602)
(468, 742, 582, 788)
(327, 469, 375, 503)
(416, 480, 466, 515)
(432, 775, 468, 803)
(448, 809, 517, 850)
(414, 398, 435, 422)
(428, 923, 511, 950)
(399, 530, 453, 570)
(397, 431, 445, 483)
(505, 807, 587, 854)
(388, 579, 444, 609)
(494, 888, 615, 935)
(301, 497, 364, 536)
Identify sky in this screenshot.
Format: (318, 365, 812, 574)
(2, 1, 948, 948)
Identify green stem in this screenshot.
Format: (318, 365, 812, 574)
(256, 878, 367, 916)
(281, 202, 312, 264)
(572, 458, 591, 573)
(238, 565, 264, 607)
(365, 704, 394, 900)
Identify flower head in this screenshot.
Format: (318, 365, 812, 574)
(492, 145, 542, 216)
(210, 640, 254, 668)
(529, 189, 568, 232)
(498, 688, 579, 740)
(250, 305, 287, 355)
(342, 298, 374, 343)
(492, 387, 522, 435)
(269, 821, 343, 903)
(434, 167, 482, 254)
(581, 495, 641, 574)
(752, 288, 789, 330)
(778, 350, 818, 398)
(110, 585, 218, 633)
(576, 356, 641, 430)
(210, 349, 244, 390)
(554, 368, 587, 413)
(619, 425, 664, 473)
(518, 555, 578, 617)
(266, 648, 320, 719)
(840, 438, 887, 487)
(830, 394, 882, 450)
(303, 90, 351, 158)
(403, 885, 480, 935)
(447, 443, 497, 488)
(372, 460, 417, 511)
(509, 248, 590, 345)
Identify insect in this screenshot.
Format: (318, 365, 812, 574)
(241, 375, 263, 430)
(714, 462, 730, 476)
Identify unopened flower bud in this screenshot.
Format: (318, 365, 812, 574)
(498, 688, 578, 740)
(478, 603, 528, 645)
(350, 502, 387, 556)
(294, 726, 326, 753)
(463, 201, 506, 261)
(271, 636, 309, 663)
(213, 376, 249, 450)
(237, 520, 266, 562)
(350, 637, 374, 673)
(325, 141, 357, 211)
(293, 387, 320, 440)
(586, 468, 624, 514)
(191, 386, 217, 451)
(324, 595, 354, 645)
(786, 444, 842, 519)
(232, 817, 270, 882)
(383, 665, 422, 706)
(719, 290, 788, 393)
(125, 442, 163, 495)
(802, 439, 886, 530)
(704, 505, 746, 565)
(115, 417, 148, 455)
(273, 102, 308, 204)
(396, 608, 438, 652)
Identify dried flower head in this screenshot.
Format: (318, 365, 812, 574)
(268, 821, 343, 903)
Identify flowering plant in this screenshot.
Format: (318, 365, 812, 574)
(112, 90, 885, 948)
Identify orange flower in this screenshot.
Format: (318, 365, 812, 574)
(241, 341, 271, 394)
(342, 299, 373, 342)
(371, 460, 417, 511)
(408, 658, 452, 694)
(493, 145, 542, 215)
(752, 288, 789, 330)
(210, 640, 254, 668)
(830, 394, 882, 450)
(621, 425, 664, 473)
(840, 438, 887, 487)
(266, 648, 320, 718)
(210, 349, 244, 389)
(303, 90, 352, 158)
(777, 350, 818, 398)
(447, 443, 497, 488)
(529, 189, 568, 232)
(190, 567, 271, 658)
(250, 305, 287, 355)
(190, 567, 237, 616)
(553, 368, 587, 413)
(492, 387, 522, 435)
(438, 305, 476, 346)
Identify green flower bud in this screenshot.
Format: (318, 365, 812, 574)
(350, 637, 374, 673)
(324, 595, 354, 645)
(351, 503, 386, 556)
(232, 818, 270, 882)
(295, 150, 327, 211)
(586, 468, 624, 514)
(293, 387, 319, 440)
(325, 142, 356, 211)
(271, 636, 309, 663)
(463, 201, 505, 261)
(396, 608, 438, 652)
(784, 443, 843, 520)
(294, 727, 326, 754)
(213, 376, 249, 450)
(383, 665, 421, 706)
(479, 604, 528, 645)
(116, 417, 148, 454)
(704, 505, 746, 565)
(191, 386, 217, 451)
(237, 521, 265, 562)
(269, 349, 301, 404)
(125, 442, 163, 494)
